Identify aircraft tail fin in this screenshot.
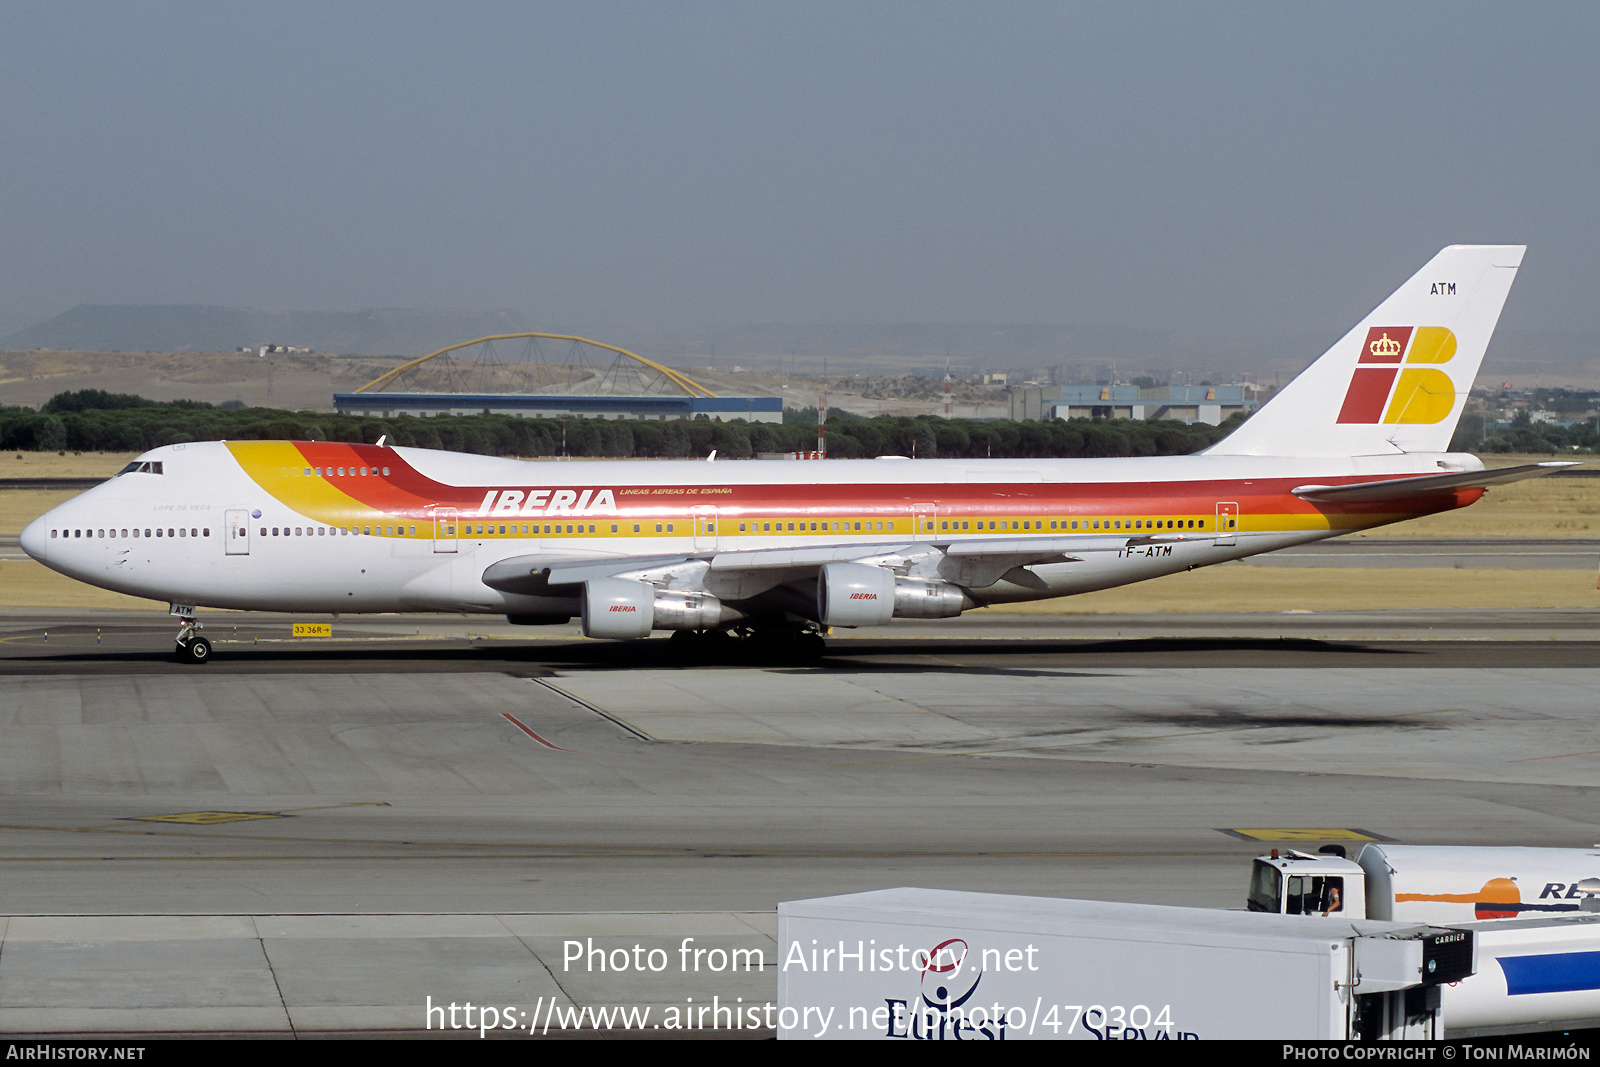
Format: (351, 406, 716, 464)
(1205, 245, 1525, 457)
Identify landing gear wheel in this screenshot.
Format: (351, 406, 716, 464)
(669, 629, 703, 653)
(175, 635, 212, 664)
(796, 632, 826, 662)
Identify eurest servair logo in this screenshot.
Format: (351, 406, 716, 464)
(1336, 326, 1459, 425)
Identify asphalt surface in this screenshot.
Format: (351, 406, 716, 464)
(2, 608, 1599, 1037)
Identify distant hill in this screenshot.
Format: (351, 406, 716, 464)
(1, 305, 537, 357)
(5, 305, 1592, 384)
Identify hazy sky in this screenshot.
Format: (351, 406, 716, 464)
(2, 1, 1597, 345)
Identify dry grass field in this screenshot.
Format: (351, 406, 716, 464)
(0, 559, 163, 610)
(977, 566, 1597, 615)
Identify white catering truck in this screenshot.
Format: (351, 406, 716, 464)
(1248, 844, 1600, 1032)
(777, 888, 1476, 1040)
(1247, 844, 1600, 923)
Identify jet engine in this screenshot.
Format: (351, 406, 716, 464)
(816, 563, 970, 627)
(581, 577, 729, 639)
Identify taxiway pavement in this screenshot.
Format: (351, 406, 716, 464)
(1, 608, 1598, 1036)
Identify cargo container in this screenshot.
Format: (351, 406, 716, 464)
(777, 888, 1473, 1040)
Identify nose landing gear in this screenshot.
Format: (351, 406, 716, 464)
(172, 609, 211, 665)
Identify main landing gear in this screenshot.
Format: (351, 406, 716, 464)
(173, 615, 211, 665)
(667, 623, 826, 664)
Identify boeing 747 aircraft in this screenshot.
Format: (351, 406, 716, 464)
(20, 245, 1569, 662)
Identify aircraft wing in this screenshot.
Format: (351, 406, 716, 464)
(478, 532, 1188, 597)
(1290, 462, 1578, 503)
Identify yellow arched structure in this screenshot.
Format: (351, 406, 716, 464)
(353, 332, 718, 399)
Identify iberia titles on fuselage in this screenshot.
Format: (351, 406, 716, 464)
(19, 245, 1575, 646)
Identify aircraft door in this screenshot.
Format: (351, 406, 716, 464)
(1215, 501, 1239, 546)
(691, 506, 718, 551)
(225, 509, 250, 555)
(912, 504, 938, 540)
(433, 507, 459, 554)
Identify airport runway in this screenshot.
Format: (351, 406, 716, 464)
(2, 608, 1599, 1036)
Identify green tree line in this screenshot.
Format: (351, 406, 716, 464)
(2, 389, 1248, 460)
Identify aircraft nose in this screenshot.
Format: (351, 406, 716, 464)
(19, 514, 51, 562)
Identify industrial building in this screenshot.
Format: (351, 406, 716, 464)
(1010, 383, 1256, 425)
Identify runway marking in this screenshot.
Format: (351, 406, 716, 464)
(533, 677, 653, 740)
(1506, 750, 1600, 763)
(123, 811, 292, 824)
(1218, 828, 1393, 842)
(116, 802, 389, 825)
(502, 712, 570, 751)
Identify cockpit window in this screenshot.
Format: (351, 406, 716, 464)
(115, 461, 164, 476)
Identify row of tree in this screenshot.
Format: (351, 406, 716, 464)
(13, 390, 1589, 458)
(1, 389, 1256, 459)
(1450, 411, 1599, 454)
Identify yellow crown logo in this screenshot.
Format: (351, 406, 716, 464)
(1369, 332, 1403, 359)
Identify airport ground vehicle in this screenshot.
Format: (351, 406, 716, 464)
(779, 887, 1600, 1040)
(777, 888, 1476, 1040)
(1248, 844, 1600, 923)
(20, 245, 1570, 662)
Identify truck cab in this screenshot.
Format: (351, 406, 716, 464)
(1248, 849, 1369, 919)
(1249, 843, 1600, 924)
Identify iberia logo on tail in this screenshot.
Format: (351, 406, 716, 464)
(1336, 326, 1459, 425)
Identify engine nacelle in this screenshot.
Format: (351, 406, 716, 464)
(892, 578, 969, 619)
(582, 577, 654, 639)
(817, 562, 897, 627)
(582, 579, 731, 638)
(818, 564, 971, 626)
(651, 590, 725, 631)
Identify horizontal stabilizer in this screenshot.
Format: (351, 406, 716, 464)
(1291, 462, 1578, 503)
